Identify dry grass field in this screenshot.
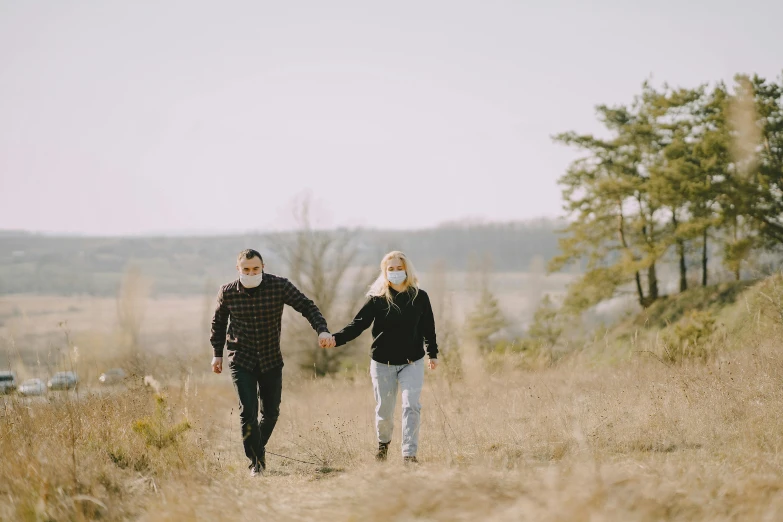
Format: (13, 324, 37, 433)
(2, 274, 783, 521)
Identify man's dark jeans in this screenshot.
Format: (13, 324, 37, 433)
(229, 362, 283, 468)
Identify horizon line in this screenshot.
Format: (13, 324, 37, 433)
(0, 216, 567, 239)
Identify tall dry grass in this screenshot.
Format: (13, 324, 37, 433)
(0, 366, 219, 522)
(131, 336, 783, 521)
(4, 277, 783, 520)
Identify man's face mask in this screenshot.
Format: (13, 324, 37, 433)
(239, 271, 263, 288)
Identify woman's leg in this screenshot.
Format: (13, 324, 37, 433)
(370, 360, 398, 445)
(399, 358, 425, 457)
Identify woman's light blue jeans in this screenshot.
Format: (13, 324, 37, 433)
(370, 357, 425, 457)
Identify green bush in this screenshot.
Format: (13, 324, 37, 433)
(661, 310, 717, 362)
(132, 394, 191, 450)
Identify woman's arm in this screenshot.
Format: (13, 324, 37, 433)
(420, 292, 438, 359)
(332, 298, 376, 346)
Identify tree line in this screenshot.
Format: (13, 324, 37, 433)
(549, 73, 783, 311)
(0, 221, 563, 296)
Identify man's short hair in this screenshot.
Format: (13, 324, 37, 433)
(237, 249, 264, 264)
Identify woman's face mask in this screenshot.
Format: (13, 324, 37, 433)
(387, 270, 407, 285)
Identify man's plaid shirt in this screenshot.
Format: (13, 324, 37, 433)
(210, 273, 329, 372)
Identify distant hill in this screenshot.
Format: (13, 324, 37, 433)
(0, 220, 565, 296)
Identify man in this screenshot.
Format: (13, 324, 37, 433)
(210, 249, 334, 477)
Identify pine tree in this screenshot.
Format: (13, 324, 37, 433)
(646, 84, 728, 289)
(527, 294, 563, 346)
(551, 85, 668, 310)
(714, 75, 783, 278)
(465, 284, 507, 355)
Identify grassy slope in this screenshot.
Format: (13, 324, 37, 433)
(581, 278, 772, 365)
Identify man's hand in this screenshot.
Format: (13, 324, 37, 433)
(319, 332, 336, 349)
(428, 359, 438, 370)
(211, 357, 223, 374)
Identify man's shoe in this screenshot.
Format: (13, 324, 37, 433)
(376, 442, 389, 461)
(259, 450, 266, 471)
(403, 456, 419, 465)
(249, 450, 266, 477)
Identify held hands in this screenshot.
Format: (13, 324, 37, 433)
(319, 332, 336, 349)
(212, 335, 333, 374)
(428, 359, 438, 370)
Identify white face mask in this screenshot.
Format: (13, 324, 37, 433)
(239, 271, 263, 288)
(387, 270, 407, 285)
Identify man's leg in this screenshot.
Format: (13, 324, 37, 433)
(370, 360, 398, 447)
(399, 358, 425, 458)
(258, 365, 283, 463)
(230, 363, 263, 469)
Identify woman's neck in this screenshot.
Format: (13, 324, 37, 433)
(389, 283, 406, 293)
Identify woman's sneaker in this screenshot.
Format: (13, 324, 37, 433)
(403, 456, 418, 465)
(376, 442, 389, 461)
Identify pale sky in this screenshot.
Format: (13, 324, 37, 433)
(1, 0, 781, 235)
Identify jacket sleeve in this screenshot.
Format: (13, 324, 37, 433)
(420, 292, 438, 359)
(210, 286, 230, 357)
(282, 279, 330, 334)
(332, 298, 376, 347)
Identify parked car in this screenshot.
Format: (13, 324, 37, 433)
(0, 370, 17, 394)
(99, 368, 127, 385)
(48, 371, 79, 390)
(18, 378, 47, 396)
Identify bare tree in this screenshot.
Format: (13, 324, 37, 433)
(270, 197, 373, 376)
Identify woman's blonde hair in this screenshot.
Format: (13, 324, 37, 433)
(367, 251, 420, 309)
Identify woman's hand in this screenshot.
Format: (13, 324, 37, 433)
(428, 359, 438, 370)
(211, 357, 223, 374)
(319, 332, 336, 348)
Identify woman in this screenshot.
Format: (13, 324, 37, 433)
(331, 251, 438, 463)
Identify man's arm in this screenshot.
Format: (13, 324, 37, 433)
(282, 279, 329, 335)
(210, 286, 230, 365)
